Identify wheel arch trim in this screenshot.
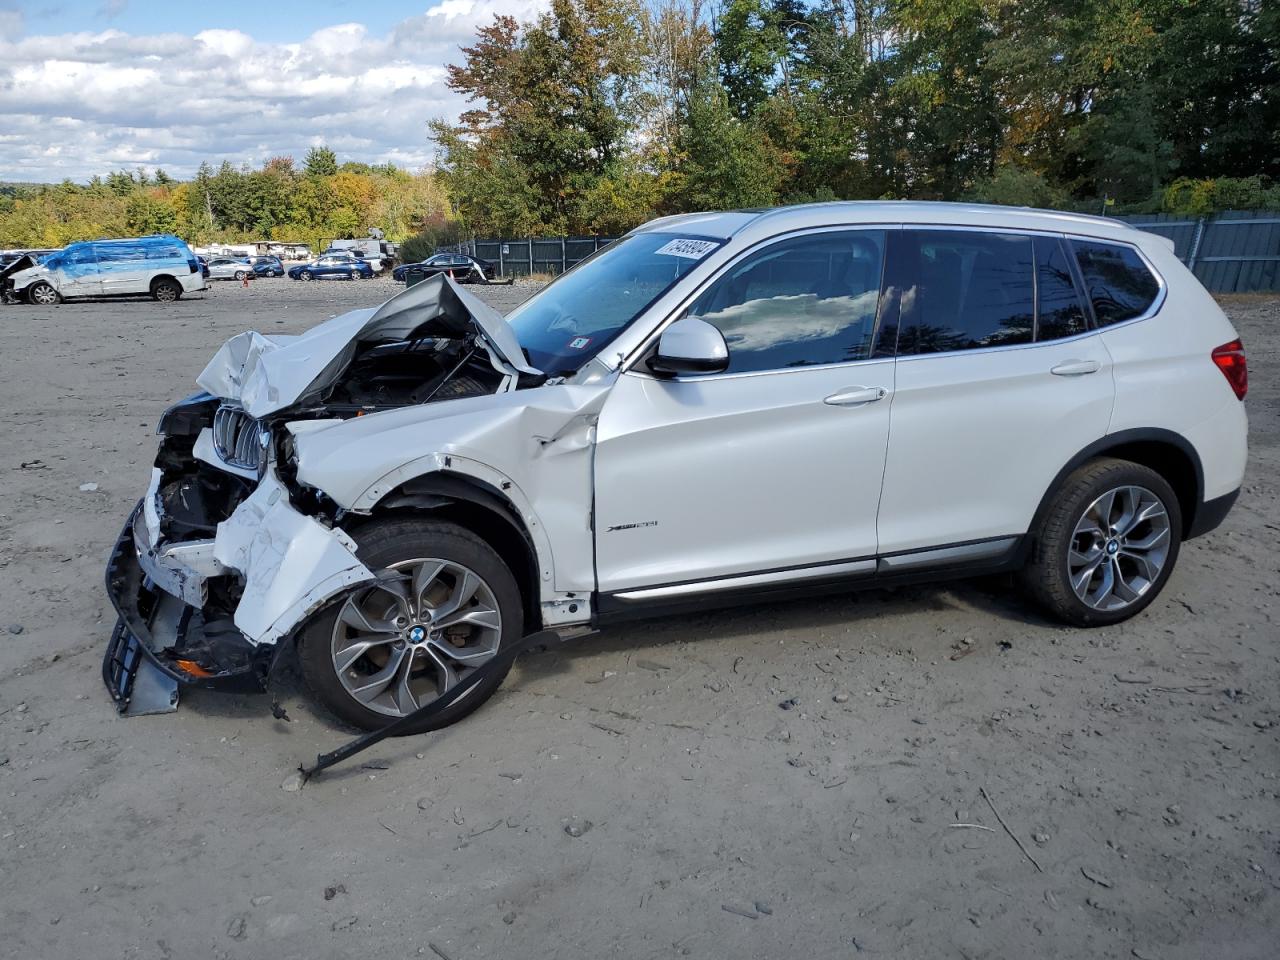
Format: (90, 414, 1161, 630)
(1030, 428, 1204, 540)
(358, 458, 559, 609)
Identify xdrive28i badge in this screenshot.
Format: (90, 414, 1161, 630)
(606, 520, 659, 532)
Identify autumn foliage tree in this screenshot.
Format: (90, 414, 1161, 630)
(0, 149, 451, 251)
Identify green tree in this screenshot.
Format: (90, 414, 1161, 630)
(433, 0, 650, 233)
(678, 74, 785, 209)
(304, 146, 338, 177)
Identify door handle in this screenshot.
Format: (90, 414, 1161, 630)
(1050, 359, 1102, 377)
(824, 386, 887, 407)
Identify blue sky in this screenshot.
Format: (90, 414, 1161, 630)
(21, 0, 415, 44)
(0, 0, 544, 181)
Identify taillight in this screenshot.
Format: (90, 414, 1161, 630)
(1212, 339, 1247, 400)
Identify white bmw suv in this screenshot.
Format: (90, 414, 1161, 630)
(104, 202, 1248, 732)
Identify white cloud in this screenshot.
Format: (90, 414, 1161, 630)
(0, 1, 546, 181)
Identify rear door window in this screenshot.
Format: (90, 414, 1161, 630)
(1034, 237, 1088, 340)
(686, 230, 886, 374)
(1070, 240, 1161, 326)
(897, 231, 1034, 355)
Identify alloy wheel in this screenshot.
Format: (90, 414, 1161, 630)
(1068, 485, 1171, 611)
(329, 558, 503, 719)
(30, 283, 58, 305)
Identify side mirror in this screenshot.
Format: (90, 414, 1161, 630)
(647, 317, 729, 377)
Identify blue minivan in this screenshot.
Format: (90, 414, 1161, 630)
(8, 235, 207, 304)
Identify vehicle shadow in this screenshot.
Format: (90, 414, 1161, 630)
(178, 572, 1050, 740)
(516, 573, 1049, 684)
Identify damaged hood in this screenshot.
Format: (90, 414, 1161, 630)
(3, 258, 44, 287)
(196, 273, 540, 418)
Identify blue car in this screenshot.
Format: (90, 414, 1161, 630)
(288, 254, 374, 281)
(251, 255, 285, 277)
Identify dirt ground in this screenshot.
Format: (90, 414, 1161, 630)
(0, 277, 1276, 960)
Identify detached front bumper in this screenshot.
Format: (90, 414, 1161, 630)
(102, 464, 377, 714)
(103, 504, 269, 712)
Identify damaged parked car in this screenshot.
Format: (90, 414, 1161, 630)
(6, 235, 205, 303)
(104, 202, 1248, 731)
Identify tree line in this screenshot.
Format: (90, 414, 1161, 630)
(0, 147, 451, 251)
(2, 0, 1277, 250)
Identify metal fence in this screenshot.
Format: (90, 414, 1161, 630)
(458, 236, 620, 278)
(459, 210, 1280, 293)
(1116, 210, 1280, 293)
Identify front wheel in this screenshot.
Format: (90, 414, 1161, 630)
(301, 270, 313, 281)
(27, 281, 61, 305)
(299, 518, 524, 733)
(348, 270, 358, 281)
(1021, 458, 1182, 626)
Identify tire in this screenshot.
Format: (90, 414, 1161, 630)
(299, 518, 524, 734)
(301, 270, 313, 281)
(1020, 458, 1182, 627)
(151, 278, 182, 302)
(27, 281, 61, 305)
(348, 270, 358, 281)
(234, 270, 247, 281)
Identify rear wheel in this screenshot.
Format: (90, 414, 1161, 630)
(27, 281, 61, 305)
(299, 518, 523, 733)
(151, 278, 182, 302)
(233, 270, 248, 281)
(1021, 458, 1181, 626)
(348, 269, 358, 281)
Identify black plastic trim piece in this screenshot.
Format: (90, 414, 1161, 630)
(1186, 487, 1240, 539)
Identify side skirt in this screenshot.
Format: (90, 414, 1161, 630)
(593, 536, 1026, 626)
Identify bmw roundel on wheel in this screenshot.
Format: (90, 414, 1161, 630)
(102, 201, 1247, 730)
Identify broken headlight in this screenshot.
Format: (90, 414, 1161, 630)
(156, 392, 219, 437)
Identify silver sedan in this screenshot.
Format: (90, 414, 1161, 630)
(206, 257, 255, 281)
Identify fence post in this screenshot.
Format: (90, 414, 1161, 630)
(528, 238, 534, 277)
(1187, 217, 1207, 272)
(498, 241, 504, 277)
(560, 237, 567, 275)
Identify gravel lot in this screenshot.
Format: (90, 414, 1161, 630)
(0, 278, 1276, 959)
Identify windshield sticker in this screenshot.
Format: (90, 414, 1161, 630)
(567, 336, 592, 350)
(654, 238, 718, 260)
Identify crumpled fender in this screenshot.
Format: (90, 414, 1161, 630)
(213, 470, 375, 645)
(291, 383, 611, 597)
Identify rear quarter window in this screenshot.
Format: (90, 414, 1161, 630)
(1070, 240, 1161, 326)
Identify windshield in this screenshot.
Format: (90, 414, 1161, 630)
(505, 233, 721, 374)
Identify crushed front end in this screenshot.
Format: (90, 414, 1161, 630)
(101, 275, 539, 715)
(103, 404, 377, 714)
